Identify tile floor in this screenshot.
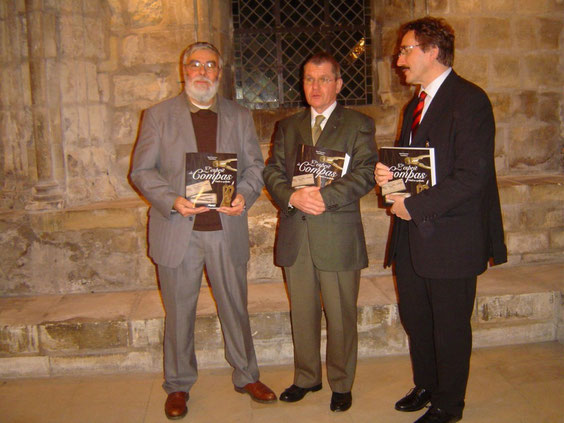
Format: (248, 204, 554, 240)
(1, 342, 563, 423)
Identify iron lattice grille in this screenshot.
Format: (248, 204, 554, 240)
(233, 0, 372, 109)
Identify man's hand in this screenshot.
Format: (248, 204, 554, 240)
(173, 196, 209, 217)
(374, 162, 393, 187)
(289, 186, 326, 215)
(387, 194, 412, 221)
(217, 194, 246, 216)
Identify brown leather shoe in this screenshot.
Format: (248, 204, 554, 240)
(165, 391, 189, 420)
(235, 380, 277, 403)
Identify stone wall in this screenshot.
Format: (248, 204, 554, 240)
(0, 0, 563, 296)
(0, 0, 232, 210)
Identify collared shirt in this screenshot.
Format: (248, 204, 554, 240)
(311, 101, 337, 130)
(409, 67, 451, 145)
(419, 67, 452, 121)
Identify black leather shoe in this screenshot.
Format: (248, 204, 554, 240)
(330, 391, 352, 412)
(279, 383, 322, 402)
(395, 386, 431, 412)
(414, 406, 462, 423)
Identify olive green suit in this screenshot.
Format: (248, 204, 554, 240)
(263, 104, 377, 392)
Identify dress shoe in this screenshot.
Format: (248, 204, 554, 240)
(330, 391, 352, 412)
(164, 391, 189, 420)
(395, 386, 431, 412)
(235, 380, 277, 403)
(414, 406, 462, 423)
(279, 383, 322, 402)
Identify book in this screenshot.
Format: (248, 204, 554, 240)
(185, 152, 237, 208)
(378, 146, 436, 205)
(291, 144, 350, 189)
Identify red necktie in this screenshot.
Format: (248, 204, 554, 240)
(411, 91, 427, 137)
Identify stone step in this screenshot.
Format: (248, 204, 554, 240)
(0, 263, 562, 378)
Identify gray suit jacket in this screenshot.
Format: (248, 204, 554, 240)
(130, 93, 264, 268)
(263, 104, 378, 271)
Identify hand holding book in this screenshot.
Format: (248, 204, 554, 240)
(217, 193, 246, 216)
(289, 186, 326, 215)
(377, 147, 436, 206)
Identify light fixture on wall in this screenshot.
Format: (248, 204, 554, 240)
(347, 37, 365, 63)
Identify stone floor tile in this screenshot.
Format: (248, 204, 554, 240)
(1, 343, 563, 423)
(471, 342, 564, 367)
(518, 379, 564, 421)
(495, 357, 564, 385)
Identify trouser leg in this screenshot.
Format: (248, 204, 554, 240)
(428, 276, 476, 416)
(319, 269, 360, 393)
(395, 229, 437, 392)
(202, 230, 259, 387)
(394, 225, 477, 416)
(159, 233, 205, 394)
(284, 233, 323, 388)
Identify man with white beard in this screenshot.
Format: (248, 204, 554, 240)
(130, 42, 276, 420)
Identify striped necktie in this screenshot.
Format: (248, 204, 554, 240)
(411, 91, 427, 137)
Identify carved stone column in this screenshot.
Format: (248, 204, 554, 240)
(25, 0, 65, 210)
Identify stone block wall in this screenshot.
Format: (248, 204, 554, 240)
(0, 0, 563, 296)
(1, 174, 562, 296)
(372, 0, 564, 175)
(0, 0, 232, 210)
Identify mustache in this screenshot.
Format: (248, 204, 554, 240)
(190, 76, 213, 84)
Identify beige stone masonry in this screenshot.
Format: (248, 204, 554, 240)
(0, 262, 562, 377)
(0, 175, 562, 296)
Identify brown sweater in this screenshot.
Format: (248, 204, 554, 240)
(191, 109, 222, 231)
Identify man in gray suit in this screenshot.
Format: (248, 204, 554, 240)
(263, 52, 378, 412)
(130, 42, 276, 420)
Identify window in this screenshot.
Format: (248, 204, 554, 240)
(232, 0, 373, 109)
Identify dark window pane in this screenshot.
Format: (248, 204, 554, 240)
(233, 0, 372, 109)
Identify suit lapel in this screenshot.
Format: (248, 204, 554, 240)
(173, 93, 197, 151)
(216, 97, 235, 153)
(315, 104, 343, 149)
(412, 72, 457, 146)
(400, 97, 418, 147)
(298, 109, 313, 146)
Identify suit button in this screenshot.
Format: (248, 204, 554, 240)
(189, 217, 193, 221)
(301, 215, 306, 221)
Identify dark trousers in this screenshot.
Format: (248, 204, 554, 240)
(395, 224, 476, 416)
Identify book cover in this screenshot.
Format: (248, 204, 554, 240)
(291, 144, 350, 189)
(185, 152, 237, 208)
(379, 146, 436, 205)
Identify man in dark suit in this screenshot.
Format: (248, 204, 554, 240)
(264, 52, 378, 412)
(131, 42, 276, 420)
(375, 17, 507, 423)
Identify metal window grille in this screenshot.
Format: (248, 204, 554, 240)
(232, 0, 373, 109)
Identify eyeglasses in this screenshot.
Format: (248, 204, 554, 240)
(184, 60, 219, 72)
(303, 76, 336, 86)
(398, 44, 421, 56)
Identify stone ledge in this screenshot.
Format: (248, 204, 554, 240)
(0, 262, 562, 378)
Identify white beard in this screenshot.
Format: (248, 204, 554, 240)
(185, 76, 220, 104)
